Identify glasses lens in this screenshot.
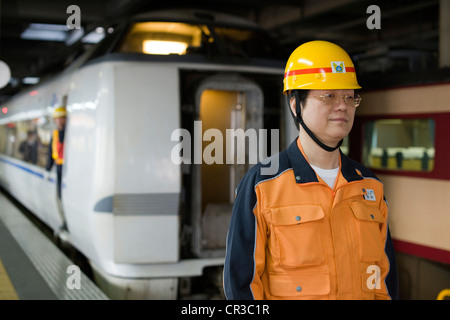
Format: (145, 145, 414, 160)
(316, 94, 361, 107)
(343, 94, 361, 107)
(320, 94, 336, 105)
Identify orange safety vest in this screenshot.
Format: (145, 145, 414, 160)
(52, 129, 64, 165)
(224, 138, 399, 300)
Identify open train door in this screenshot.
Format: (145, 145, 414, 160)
(191, 74, 264, 258)
(55, 95, 69, 237)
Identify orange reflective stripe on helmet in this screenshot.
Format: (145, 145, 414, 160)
(285, 67, 356, 78)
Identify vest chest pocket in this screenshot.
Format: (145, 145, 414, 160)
(271, 205, 326, 268)
(349, 202, 386, 263)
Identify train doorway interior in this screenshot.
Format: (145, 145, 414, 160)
(191, 74, 263, 259)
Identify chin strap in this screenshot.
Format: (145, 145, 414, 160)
(292, 91, 343, 153)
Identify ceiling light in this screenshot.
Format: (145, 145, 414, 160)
(28, 23, 68, 31)
(21, 23, 68, 42)
(22, 77, 40, 85)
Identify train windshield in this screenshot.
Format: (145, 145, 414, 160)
(117, 21, 285, 60)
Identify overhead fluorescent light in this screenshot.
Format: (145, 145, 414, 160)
(143, 40, 188, 55)
(28, 23, 67, 31)
(21, 23, 69, 42)
(21, 29, 67, 41)
(82, 27, 105, 44)
(21, 23, 105, 46)
(22, 77, 40, 85)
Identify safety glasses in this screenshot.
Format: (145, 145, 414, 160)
(311, 93, 362, 108)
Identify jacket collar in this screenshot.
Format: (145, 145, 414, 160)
(287, 138, 363, 184)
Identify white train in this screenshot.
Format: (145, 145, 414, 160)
(0, 10, 288, 299)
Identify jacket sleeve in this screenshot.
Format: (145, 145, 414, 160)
(223, 167, 267, 300)
(378, 197, 399, 300)
(383, 226, 399, 299)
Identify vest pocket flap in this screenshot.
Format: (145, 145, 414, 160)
(350, 202, 385, 223)
(269, 273, 330, 297)
(271, 205, 325, 225)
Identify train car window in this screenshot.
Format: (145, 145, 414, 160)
(118, 22, 203, 55)
(117, 21, 287, 60)
(0, 125, 7, 154)
(35, 116, 52, 168)
(14, 120, 38, 164)
(3, 124, 17, 157)
(363, 118, 435, 172)
(0, 117, 51, 167)
(211, 26, 282, 59)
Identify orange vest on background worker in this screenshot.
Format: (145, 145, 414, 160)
(52, 129, 64, 165)
(51, 106, 66, 166)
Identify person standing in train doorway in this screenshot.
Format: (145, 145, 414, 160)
(223, 41, 399, 300)
(46, 106, 68, 234)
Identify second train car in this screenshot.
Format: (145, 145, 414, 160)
(349, 76, 450, 299)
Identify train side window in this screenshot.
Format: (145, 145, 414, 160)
(0, 125, 7, 154)
(35, 116, 52, 168)
(13, 120, 38, 164)
(3, 123, 17, 157)
(363, 118, 435, 172)
(116, 21, 287, 60)
(0, 117, 52, 167)
(118, 22, 203, 55)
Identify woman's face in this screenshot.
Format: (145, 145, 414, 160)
(55, 116, 66, 131)
(292, 89, 357, 146)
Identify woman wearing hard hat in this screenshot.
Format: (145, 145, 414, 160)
(224, 41, 399, 300)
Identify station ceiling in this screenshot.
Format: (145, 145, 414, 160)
(0, 0, 441, 101)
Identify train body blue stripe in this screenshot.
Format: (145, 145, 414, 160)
(0, 156, 56, 183)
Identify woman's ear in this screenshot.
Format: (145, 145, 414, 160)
(289, 95, 297, 117)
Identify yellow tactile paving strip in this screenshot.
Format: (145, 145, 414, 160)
(0, 258, 19, 300)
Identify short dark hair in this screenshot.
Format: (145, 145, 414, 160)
(288, 90, 309, 130)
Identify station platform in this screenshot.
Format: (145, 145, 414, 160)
(0, 192, 109, 300)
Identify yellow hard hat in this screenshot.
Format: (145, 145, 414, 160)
(283, 40, 361, 93)
(53, 106, 67, 118)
